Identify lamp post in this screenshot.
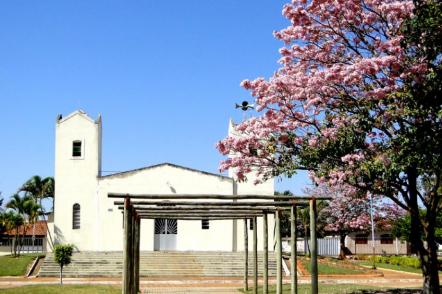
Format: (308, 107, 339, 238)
(369, 192, 376, 269)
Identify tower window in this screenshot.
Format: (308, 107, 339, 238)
(202, 219, 209, 230)
(73, 203, 80, 229)
(72, 141, 82, 157)
(249, 219, 254, 230)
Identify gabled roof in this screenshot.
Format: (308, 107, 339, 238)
(57, 110, 101, 124)
(99, 162, 232, 181)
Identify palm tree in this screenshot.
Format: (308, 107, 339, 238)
(6, 194, 33, 256)
(1, 210, 24, 256)
(19, 176, 55, 249)
(23, 199, 41, 252)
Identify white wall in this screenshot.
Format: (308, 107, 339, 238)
(97, 164, 235, 251)
(53, 111, 101, 251)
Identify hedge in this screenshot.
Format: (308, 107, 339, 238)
(368, 255, 421, 269)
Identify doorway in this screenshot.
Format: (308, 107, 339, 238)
(154, 219, 177, 251)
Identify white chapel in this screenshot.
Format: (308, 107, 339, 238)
(49, 110, 275, 252)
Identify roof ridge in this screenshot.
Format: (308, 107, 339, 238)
(99, 162, 232, 181)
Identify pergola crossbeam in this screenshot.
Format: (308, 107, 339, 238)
(114, 200, 310, 207)
(136, 214, 264, 218)
(110, 193, 331, 200)
(118, 205, 290, 211)
(135, 216, 257, 220)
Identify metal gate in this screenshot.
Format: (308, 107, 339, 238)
(154, 219, 177, 251)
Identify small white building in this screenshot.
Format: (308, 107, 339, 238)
(48, 110, 275, 252)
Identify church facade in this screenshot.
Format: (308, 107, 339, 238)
(49, 110, 275, 252)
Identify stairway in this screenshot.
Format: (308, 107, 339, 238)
(38, 251, 277, 278)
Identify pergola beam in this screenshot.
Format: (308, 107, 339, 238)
(136, 214, 264, 218)
(114, 200, 310, 207)
(136, 216, 258, 220)
(109, 193, 331, 201)
(118, 205, 290, 211)
(131, 209, 266, 214)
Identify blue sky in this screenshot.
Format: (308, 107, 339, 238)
(0, 1, 310, 204)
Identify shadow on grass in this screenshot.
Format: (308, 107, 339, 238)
(351, 289, 440, 294)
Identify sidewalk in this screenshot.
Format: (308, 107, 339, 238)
(0, 269, 429, 292)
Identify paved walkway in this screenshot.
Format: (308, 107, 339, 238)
(0, 268, 437, 293)
(143, 287, 241, 294)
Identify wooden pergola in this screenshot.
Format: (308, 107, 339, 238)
(109, 193, 330, 294)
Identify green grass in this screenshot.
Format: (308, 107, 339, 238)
(240, 284, 385, 294)
(301, 257, 368, 275)
(0, 254, 42, 276)
(357, 260, 423, 274)
(0, 285, 120, 294)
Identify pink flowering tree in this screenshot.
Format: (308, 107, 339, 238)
(307, 183, 403, 259)
(217, 1, 441, 292)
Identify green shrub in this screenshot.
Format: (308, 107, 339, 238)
(54, 244, 74, 284)
(368, 255, 421, 269)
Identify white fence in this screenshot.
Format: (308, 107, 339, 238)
(282, 237, 340, 257)
(0, 237, 45, 254)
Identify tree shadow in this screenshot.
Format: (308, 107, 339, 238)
(350, 289, 439, 294)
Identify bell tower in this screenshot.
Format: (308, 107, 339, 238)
(53, 110, 102, 248)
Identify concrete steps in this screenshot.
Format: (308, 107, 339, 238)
(38, 251, 277, 277)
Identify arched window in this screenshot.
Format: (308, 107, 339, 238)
(73, 203, 80, 229)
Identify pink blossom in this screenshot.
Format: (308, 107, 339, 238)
(217, 0, 422, 186)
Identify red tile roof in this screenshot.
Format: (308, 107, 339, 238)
(5, 221, 47, 236)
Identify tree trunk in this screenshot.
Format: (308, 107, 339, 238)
(18, 224, 28, 256)
(13, 232, 18, 257)
(31, 222, 35, 253)
(11, 237, 15, 256)
(407, 168, 440, 294)
(60, 266, 63, 285)
(304, 225, 310, 256)
(338, 232, 346, 260)
(421, 225, 441, 294)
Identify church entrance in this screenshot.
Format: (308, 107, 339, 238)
(153, 219, 177, 251)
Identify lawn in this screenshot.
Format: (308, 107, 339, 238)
(300, 257, 370, 275)
(0, 285, 120, 294)
(240, 284, 385, 294)
(0, 254, 42, 276)
(357, 260, 423, 274)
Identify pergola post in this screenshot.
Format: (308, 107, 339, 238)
(130, 209, 135, 294)
(263, 212, 268, 294)
(244, 218, 249, 292)
(291, 205, 297, 294)
(253, 216, 258, 294)
(275, 209, 282, 294)
(134, 216, 140, 293)
(310, 198, 318, 294)
(123, 197, 133, 294)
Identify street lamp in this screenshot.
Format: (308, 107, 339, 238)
(369, 192, 376, 269)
